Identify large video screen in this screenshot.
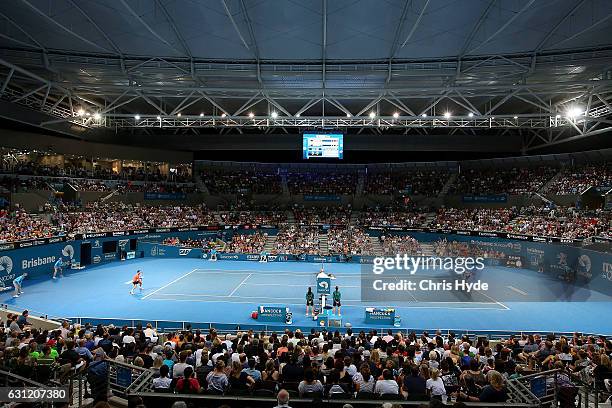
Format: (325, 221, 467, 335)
(302, 133, 344, 159)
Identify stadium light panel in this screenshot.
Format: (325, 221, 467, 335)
(200, 113, 204, 117)
(77, 108, 85, 116)
(468, 112, 474, 117)
(93, 113, 101, 120)
(421, 113, 427, 118)
(444, 112, 451, 118)
(156, 116, 161, 120)
(134, 115, 140, 120)
(177, 113, 181, 117)
(369, 112, 376, 118)
(295, 114, 301, 118)
(221, 113, 227, 118)
(248, 112, 255, 118)
(567, 106, 583, 117)
(393, 112, 399, 118)
(271, 111, 278, 118)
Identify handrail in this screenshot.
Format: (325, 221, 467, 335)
(66, 316, 612, 338)
(129, 391, 539, 407)
(0, 368, 56, 387)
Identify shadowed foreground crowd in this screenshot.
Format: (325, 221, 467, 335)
(1, 313, 611, 406)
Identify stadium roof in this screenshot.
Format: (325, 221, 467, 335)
(0, 0, 612, 152)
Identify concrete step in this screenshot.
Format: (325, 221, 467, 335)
(438, 172, 457, 197)
(264, 234, 278, 252)
(286, 210, 295, 225)
(318, 233, 329, 254)
(356, 172, 366, 195)
(349, 211, 360, 226)
(420, 243, 436, 256)
(368, 236, 384, 256)
(540, 168, 563, 194)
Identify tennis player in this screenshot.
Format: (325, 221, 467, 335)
(209, 248, 218, 262)
(130, 270, 143, 295)
(53, 257, 64, 279)
(305, 287, 314, 316)
(13, 273, 27, 298)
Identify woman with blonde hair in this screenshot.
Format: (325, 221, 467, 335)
(151, 355, 164, 377)
(425, 367, 446, 400)
(460, 369, 508, 402)
(133, 356, 144, 367)
(449, 345, 460, 365)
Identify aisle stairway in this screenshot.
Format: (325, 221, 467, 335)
(100, 189, 120, 202)
(194, 172, 209, 194)
(538, 169, 563, 194)
(420, 243, 436, 256)
(368, 236, 384, 256)
(438, 173, 457, 197)
(281, 174, 289, 195)
(349, 211, 360, 226)
(424, 212, 438, 227)
(319, 233, 329, 254)
(263, 235, 277, 252)
(355, 172, 366, 195)
(286, 210, 295, 225)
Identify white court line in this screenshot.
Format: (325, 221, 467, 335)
(146, 297, 507, 310)
(196, 268, 319, 275)
(151, 292, 504, 306)
(507, 286, 528, 296)
(228, 273, 252, 297)
(154, 293, 355, 301)
(474, 290, 510, 310)
(192, 269, 360, 277)
(243, 283, 361, 288)
(141, 269, 197, 299)
(406, 290, 418, 303)
(192, 272, 355, 278)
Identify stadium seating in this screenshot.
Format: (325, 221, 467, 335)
(1, 316, 607, 406)
(1, 153, 611, 247)
(2, 203, 610, 245)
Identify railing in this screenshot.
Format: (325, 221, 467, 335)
(66, 316, 612, 339)
(0, 366, 79, 407)
(128, 367, 541, 407)
(3, 353, 602, 408)
(129, 392, 540, 408)
(563, 368, 610, 408)
(509, 369, 561, 407)
(106, 359, 152, 399)
(64, 358, 153, 407)
(0, 370, 59, 408)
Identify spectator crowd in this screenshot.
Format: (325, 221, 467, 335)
(2, 315, 610, 405)
(1, 204, 610, 246)
(364, 170, 450, 196)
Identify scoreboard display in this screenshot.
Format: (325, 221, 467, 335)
(302, 133, 343, 159)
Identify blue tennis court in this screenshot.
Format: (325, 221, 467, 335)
(5, 258, 612, 334)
